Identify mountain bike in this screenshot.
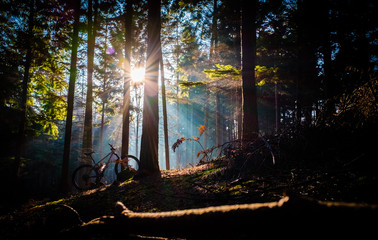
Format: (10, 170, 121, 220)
(72, 143, 139, 190)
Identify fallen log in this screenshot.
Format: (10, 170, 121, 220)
(67, 196, 378, 239)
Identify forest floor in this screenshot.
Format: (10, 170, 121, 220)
(2, 155, 378, 239)
(2, 127, 378, 239)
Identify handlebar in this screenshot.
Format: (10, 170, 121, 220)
(109, 143, 116, 151)
(108, 143, 121, 159)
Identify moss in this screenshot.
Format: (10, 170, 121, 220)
(148, 208, 159, 212)
(229, 185, 243, 191)
(31, 198, 66, 210)
(242, 179, 255, 185)
(192, 165, 224, 181)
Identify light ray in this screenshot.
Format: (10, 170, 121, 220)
(131, 68, 145, 83)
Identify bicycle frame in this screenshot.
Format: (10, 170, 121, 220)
(92, 149, 120, 170)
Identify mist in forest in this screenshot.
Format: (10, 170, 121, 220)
(0, 0, 376, 211)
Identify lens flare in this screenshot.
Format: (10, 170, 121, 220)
(131, 68, 145, 83)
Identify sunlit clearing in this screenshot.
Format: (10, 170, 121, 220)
(131, 68, 145, 83)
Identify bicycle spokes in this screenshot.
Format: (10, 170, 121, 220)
(82, 172, 97, 185)
(72, 165, 100, 190)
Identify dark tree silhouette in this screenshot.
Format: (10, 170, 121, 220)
(139, 0, 161, 175)
(14, 0, 35, 180)
(121, 0, 133, 159)
(61, 0, 80, 193)
(82, 0, 98, 151)
(241, 0, 259, 140)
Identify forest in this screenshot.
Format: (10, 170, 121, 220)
(0, 0, 378, 238)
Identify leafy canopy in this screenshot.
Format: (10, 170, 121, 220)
(203, 64, 279, 86)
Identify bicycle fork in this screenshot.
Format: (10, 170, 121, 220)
(94, 164, 107, 185)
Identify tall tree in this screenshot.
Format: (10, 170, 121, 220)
(98, 21, 109, 158)
(82, 0, 98, 151)
(175, 23, 181, 169)
(14, 0, 35, 180)
(121, 0, 133, 159)
(211, 0, 222, 147)
(159, 46, 170, 170)
(296, 0, 317, 126)
(139, 0, 161, 175)
(61, 0, 81, 193)
(209, 0, 218, 61)
(241, 0, 259, 140)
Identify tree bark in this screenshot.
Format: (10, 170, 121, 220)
(139, 0, 161, 175)
(175, 22, 181, 169)
(241, 0, 259, 140)
(14, 0, 35, 181)
(209, 0, 218, 61)
(100, 22, 109, 158)
(61, 0, 80, 193)
(73, 197, 378, 239)
(121, 0, 133, 159)
(82, 0, 98, 151)
(159, 47, 170, 170)
(296, 0, 318, 127)
(216, 92, 221, 146)
(203, 88, 209, 149)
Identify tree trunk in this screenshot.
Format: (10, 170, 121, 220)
(135, 87, 142, 158)
(209, 0, 218, 61)
(100, 22, 109, 158)
(15, 0, 35, 181)
(61, 0, 80, 193)
(322, 0, 335, 119)
(237, 79, 242, 139)
(135, 104, 140, 158)
(241, 0, 259, 140)
(203, 88, 209, 149)
(275, 81, 279, 133)
(121, 0, 133, 159)
(100, 101, 105, 157)
(176, 84, 180, 169)
(175, 22, 181, 169)
(82, 0, 98, 151)
(234, 2, 242, 139)
(211, 0, 221, 148)
(296, 0, 318, 127)
(139, 0, 161, 175)
(215, 92, 221, 146)
(159, 47, 170, 170)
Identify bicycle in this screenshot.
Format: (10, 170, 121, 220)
(72, 143, 139, 190)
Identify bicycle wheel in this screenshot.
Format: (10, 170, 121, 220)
(100, 165, 118, 186)
(114, 155, 140, 175)
(72, 164, 100, 190)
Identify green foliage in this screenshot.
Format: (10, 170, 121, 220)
(27, 51, 68, 139)
(203, 64, 279, 86)
(255, 65, 279, 86)
(203, 64, 241, 79)
(0, 0, 72, 140)
(179, 81, 205, 88)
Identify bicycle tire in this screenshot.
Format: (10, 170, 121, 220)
(72, 164, 100, 191)
(114, 155, 140, 175)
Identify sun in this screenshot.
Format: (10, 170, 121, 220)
(131, 68, 145, 83)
